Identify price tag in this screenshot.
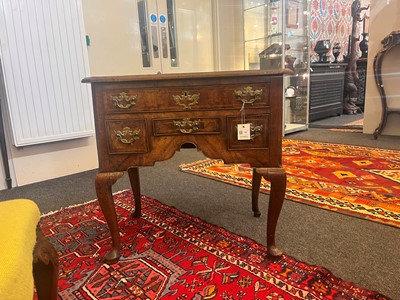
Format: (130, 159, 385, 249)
(237, 123, 251, 140)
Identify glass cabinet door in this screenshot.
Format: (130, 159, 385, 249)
(137, 0, 214, 74)
(244, 0, 310, 134)
(243, 1, 269, 70)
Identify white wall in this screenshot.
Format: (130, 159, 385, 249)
(0, 0, 99, 190)
(363, 0, 400, 136)
(9, 137, 98, 187)
(82, 0, 141, 76)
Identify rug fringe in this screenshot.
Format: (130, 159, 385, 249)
(179, 158, 224, 171)
(40, 189, 132, 218)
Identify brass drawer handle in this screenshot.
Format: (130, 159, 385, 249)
(236, 123, 264, 140)
(234, 86, 263, 104)
(250, 123, 263, 140)
(111, 92, 137, 109)
(114, 127, 141, 144)
(173, 118, 200, 134)
(173, 91, 200, 110)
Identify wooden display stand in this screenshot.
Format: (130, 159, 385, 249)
(373, 30, 400, 139)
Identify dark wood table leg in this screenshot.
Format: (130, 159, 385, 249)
(95, 171, 124, 264)
(251, 168, 262, 217)
(255, 167, 286, 258)
(33, 227, 59, 300)
(128, 167, 142, 218)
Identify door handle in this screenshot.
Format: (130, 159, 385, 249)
(151, 25, 159, 59)
(159, 14, 168, 59)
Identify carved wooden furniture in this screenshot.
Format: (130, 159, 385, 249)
(342, 0, 369, 115)
(356, 57, 368, 111)
(309, 63, 347, 121)
(0, 199, 58, 300)
(373, 30, 400, 139)
(83, 70, 290, 264)
(33, 227, 59, 300)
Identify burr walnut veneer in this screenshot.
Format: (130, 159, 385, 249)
(83, 70, 290, 264)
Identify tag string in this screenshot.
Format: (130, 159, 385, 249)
(240, 102, 246, 124)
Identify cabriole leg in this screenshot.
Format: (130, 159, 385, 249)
(128, 167, 142, 218)
(95, 171, 124, 264)
(255, 167, 286, 258)
(251, 168, 262, 217)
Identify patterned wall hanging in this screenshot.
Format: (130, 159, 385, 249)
(310, 0, 354, 62)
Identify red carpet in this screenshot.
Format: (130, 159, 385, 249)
(180, 139, 400, 228)
(38, 190, 389, 299)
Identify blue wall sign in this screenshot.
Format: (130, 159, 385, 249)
(160, 15, 166, 24)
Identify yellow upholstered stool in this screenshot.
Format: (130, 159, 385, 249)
(0, 199, 58, 300)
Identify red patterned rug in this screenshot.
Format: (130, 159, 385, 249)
(179, 139, 400, 228)
(38, 190, 389, 299)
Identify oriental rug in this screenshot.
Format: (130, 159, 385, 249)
(179, 139, 400, 228)
(38, 190, 389, 299)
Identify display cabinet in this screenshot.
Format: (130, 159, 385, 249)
(309, 63, 346, 121)
(243, 0, 310, 134)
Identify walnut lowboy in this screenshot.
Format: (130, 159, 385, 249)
(83, 70, 292, 264)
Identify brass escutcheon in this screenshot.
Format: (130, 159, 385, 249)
(114, 127, 141, 144)
(111, 92, 137, 109)
(173, 118, 201, 134)
(172, 91, 200, 110)
(234, 86, 263, 104)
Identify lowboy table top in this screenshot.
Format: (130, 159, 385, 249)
(82, 69, 293, 83)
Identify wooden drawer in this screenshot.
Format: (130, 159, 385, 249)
(102, 83, 270, 113)
(106, 119, 149, 154)
(227, 115, 270, 150)
(153, 117, 221, 136)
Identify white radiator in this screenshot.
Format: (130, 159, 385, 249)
(0, 0, 94, 146)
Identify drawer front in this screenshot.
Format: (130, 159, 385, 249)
(227, 115, 270, 150)
(153, 117, 221, 136)
(103, 84, 270, 113)
(106, 119, 149, 154)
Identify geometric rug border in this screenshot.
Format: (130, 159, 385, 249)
(182, 167, 400, 229)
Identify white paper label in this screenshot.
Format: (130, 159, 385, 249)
(237, 123, 251, 140)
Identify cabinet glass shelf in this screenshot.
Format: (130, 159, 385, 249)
(243, 0, 310, 134)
